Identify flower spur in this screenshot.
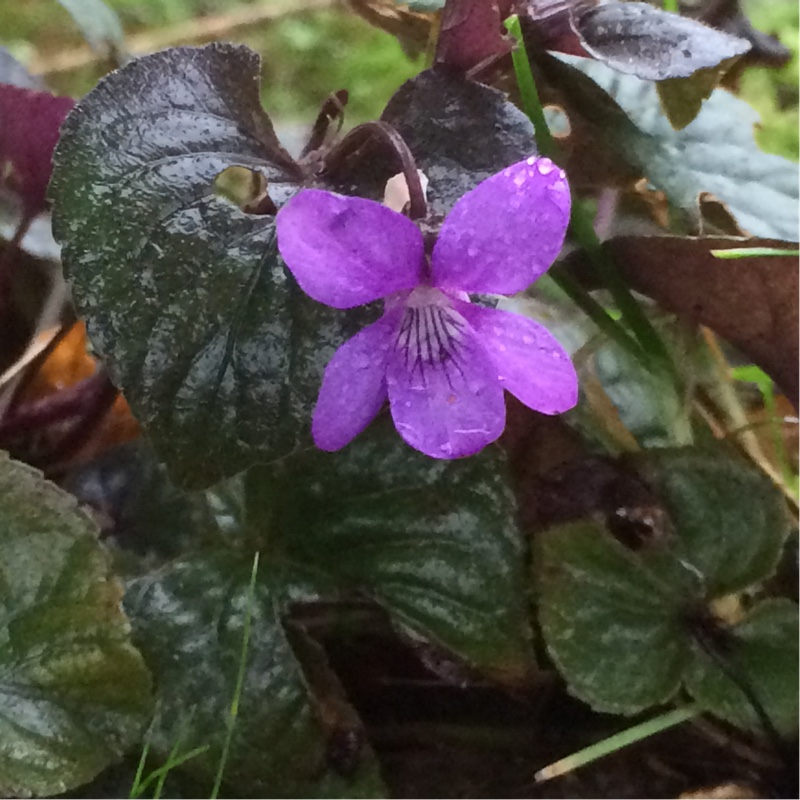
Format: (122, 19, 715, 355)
(276, 156, 578, 459)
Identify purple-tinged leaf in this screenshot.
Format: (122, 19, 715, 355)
(50, 44, 371, 488)
(0, 84, 73, 216)
(435, 0, 514, 74)
(571, 2, 750, 80)
(522, 0, 750, 83)
(381, 68, 538, 217)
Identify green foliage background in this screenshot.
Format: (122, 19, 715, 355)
(0, 0, 795, 157)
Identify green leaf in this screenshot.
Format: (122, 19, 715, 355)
(56, 0, 125, 57)
(50, 44, 368, 489)
(685, 599, 799, 737)
(630, 449, 791, 596)
(534, 447, 793, 719)
(0, 452, 152, 797)
(535, 520, 690, 713)
(125, 554, 384, 798)
(246, 419, 534, 683)
(591, 323, 694, 449)
(547, 54, 799, 240)
(655, 59, 739, 130)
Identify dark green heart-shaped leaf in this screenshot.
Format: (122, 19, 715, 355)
(50, 43, 372, 489)
(125, 553, 383, 798)
(685, 599, 799, 737)
(246, 419, 534, 683)
(0, 452, 152, 798)
(630, 449, 791, 596)
(535, 520, 690, 713)
(535, 447, 792, 717)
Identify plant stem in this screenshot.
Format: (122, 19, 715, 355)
(505, 16, 555, 156)
(569, 206, 676, 373)
(505, 15, 675, 373)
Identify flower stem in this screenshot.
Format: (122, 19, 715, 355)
(323, 120, 427, 219)
(505, 15, 677, 377)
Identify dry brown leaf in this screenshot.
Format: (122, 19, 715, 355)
(570, 236, 799, 405)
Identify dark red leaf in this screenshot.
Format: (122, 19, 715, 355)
(0, 84, 74, 216)
(435, 0, 514, 74)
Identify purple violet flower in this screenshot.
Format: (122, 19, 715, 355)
(276, 156, 578, 459)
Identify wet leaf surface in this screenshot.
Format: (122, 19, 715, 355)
(126, 553, 384, 798)
(381, 68, 537, 216)
(0, 452, 152, 797)
(629, 448, 792, 596)
(536, 447, 791, 716)
(247, 418, 534, 682)
(685, 598, 799, 738)
(50, 43, 372, 489)
(536, 519, 690, 713)
(123, 418, 530, 795)
(568, 56, 799, 239)
(570, 2, 749, 81)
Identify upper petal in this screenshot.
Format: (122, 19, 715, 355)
(385, 303, 506, 458)
(312, 310, 399, 451)
(276, 189, 424, 309)
(455, 301, 578, 414)
(431, 157, 571, 295)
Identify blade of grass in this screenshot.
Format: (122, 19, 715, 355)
(128, 736, 152, 799)
(535, 705, 700, 783)
(152, 720, 192, 800)
(210, 551, 261, 799)
(711, 247, 800, 259)
(504, 15, 676, 376)
(135, 745, 210, 799)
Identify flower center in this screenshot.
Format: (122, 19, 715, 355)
(395, 288, 467, 377)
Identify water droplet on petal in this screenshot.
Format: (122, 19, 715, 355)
(522, 335, 534, 345)
(538, 160, 554, 175)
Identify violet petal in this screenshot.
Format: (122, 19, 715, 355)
(455, 301, 578, 414)
(276, 189, 424, 309)
(312, 311, 399, 451)
(431, 157, 571, 295)
(386, 307, 506, 458)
